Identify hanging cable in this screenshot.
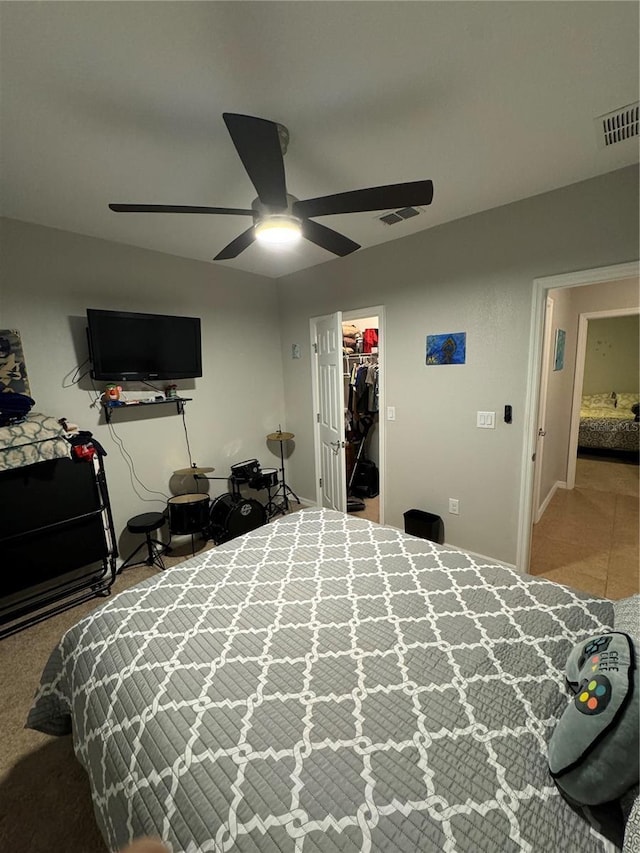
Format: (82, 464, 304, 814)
(90, 377, 169, 502)
(141, 378, 165, 395)
(62, 358, 90, 388)
(107, 419, 170, 502)
(181, 406, 194, 468)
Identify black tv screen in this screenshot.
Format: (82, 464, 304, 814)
(87, 309, 202, 381)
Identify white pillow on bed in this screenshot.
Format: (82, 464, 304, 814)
(581, 393, 617, 410)
(615, 393, 640, 414)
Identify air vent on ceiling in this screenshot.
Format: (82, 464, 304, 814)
(595, 102, 639, 148)
(378, 205, 423, 226)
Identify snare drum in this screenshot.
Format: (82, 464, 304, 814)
(230, 458, 261, 482)
(250, 467, 279, 490)
(209, 493, 266, 544)
(167, 493, 210, 535)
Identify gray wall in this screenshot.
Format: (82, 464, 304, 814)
(0, 218, 285, 552)
(277, 165, 639, 564)
(584, 315, 639, 395)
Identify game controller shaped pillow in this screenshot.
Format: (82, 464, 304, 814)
(549, 632, 638, 805)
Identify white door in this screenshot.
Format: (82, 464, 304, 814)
(313, 312, 346, 511)
(532, 296, 554, 522)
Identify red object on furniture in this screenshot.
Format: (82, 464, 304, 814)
(362, 328, 378, 353)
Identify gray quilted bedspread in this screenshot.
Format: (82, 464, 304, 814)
(28, 508, 616, 853)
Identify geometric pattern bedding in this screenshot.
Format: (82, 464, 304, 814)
(579, 394, 639, 452)
(0, 411, 71, 471)
(578, 410, 639, 452)
(27, 509, 617, 853)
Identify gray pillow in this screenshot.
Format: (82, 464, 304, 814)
(548, 631, 638, 805)
(615, 595, 640, 640)
(614, 595, 640, 853)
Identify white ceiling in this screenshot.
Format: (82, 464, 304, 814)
(1, 2, 638, 279)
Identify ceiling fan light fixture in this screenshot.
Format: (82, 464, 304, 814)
(254, 215, 302, 247)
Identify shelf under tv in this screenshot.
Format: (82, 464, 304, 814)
(102, 397, 192, 423)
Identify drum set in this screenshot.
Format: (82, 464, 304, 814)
(167, 429, 299, 549)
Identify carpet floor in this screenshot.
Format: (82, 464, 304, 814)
(0, 539, 210, 853)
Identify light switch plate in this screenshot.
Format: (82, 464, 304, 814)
(291, 343, 301, 359)
(387, 406, 396, 421)
(477, 411, 495, 428)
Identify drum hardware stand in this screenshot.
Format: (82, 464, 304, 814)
(266, 427, 300, 514)
(264, 480, 286, 519)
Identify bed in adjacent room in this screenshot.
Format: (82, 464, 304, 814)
(27, 508, 634, 852)
(578, 392, 639, 453)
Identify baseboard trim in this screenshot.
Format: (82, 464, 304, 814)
(441, 542, 517, 571)
(535, 480, 567, 523)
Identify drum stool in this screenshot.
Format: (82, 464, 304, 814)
(118, 511, 168, 573)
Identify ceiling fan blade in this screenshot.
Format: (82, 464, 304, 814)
(109, 204, 254, 216)
(294, 180, 434, 219)
(223, 113, 288, 209)
(302, 219, 360, 257)
(213, 225, 256, 260)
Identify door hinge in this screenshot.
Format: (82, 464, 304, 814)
(313, 342, 318, 354)
(319, 477, 322, 488)
(316, 412, 320, 423)
(532, 452, 537, 462)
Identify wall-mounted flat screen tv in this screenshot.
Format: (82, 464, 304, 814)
(87, 309, 202, 381)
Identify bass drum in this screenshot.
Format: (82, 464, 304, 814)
(209, 493, 267, 544)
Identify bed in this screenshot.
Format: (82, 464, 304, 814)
(27, 508, 628, 852)
(579, 393, 639, 453)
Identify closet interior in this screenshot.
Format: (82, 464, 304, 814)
(342, 315, 380, 522)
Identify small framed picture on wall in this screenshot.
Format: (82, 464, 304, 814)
(553, 328, 566, 371)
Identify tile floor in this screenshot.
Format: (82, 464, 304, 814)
(347, 494, 379, 523)
(530, 455, 639, 599)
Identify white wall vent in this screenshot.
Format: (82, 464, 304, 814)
(378, 205, 424, 226)
(595, 103, 639, 148)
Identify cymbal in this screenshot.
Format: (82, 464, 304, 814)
(266, 431, 295, 442)
(173, 466, 215, 475)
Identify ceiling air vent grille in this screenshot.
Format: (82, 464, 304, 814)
(378, 205, 422, 226)
(596, 103, 639, 148)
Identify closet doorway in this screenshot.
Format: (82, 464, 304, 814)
(342, 309, 383, 524)
(310, 306, 385, 524)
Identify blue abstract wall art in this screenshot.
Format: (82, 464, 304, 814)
(426, 332, 466, 365)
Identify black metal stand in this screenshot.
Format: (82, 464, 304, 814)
(264, 480, 286, 519)
(0, 452, 118, 640)
(119, 534, 166, 572)
(270, 438, 300, 513)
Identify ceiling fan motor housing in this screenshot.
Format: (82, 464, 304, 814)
(251, 193, 299, 221)
(251, 194, 302, 234)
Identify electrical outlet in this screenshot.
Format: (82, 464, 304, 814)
(387, 406, 396, 421)
(448, 498, 459, 515)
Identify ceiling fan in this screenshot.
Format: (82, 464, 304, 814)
(109, 113, 434, 261)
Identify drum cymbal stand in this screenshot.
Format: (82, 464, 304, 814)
(264, 479, 286, 519)
(267, 430, 300, 514)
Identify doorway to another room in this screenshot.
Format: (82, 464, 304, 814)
(524, 271, 639, 600)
